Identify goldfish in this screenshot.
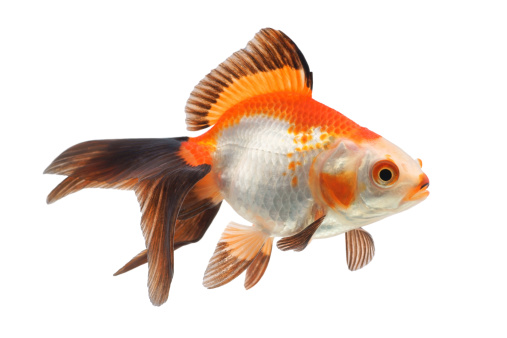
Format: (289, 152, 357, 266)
(45, 28, 429, 306)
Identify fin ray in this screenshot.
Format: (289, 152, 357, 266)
(277, 215, 326, 252)
(173, 202, 222, 249)
(346, 228, 375, 271)
(113, 202, 222, 277)
(185, 28, 312, 131)
(45, 137, 211, 306)
(245, 237, 274, 290)
(203, 223, 268, 289)
(44, 138, 190, 184)
(114, 249, 147, 276)
(178, 174, 222, 220)
(135, 165, 210, 306)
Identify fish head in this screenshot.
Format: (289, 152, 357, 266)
(357, 137, 429, 215)
(311, 137, 429, 225)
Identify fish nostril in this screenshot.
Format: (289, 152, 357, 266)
(420, 182, 429, 190)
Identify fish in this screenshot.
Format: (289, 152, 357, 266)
(44, 28, 430, 306)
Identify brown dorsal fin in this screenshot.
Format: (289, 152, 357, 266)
(185, 28, 313, 131)
(276, 215, 326, 252)
(345, 228, 375, 271)
(244, 237, 274, 290)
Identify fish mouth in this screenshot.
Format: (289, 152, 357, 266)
(408, 186, 430, 201)
(404, 174, 430, 202)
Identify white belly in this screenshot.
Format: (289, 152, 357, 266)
(212, 115, 324, 237)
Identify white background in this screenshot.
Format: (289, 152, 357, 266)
(1, 1, 506, 337)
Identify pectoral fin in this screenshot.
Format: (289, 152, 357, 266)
(276, 215, 326, 252)
(345, 228, 375, 271)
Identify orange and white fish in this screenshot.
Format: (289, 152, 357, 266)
(45, 28, 429, 306)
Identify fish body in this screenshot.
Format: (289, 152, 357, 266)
(193, 92, 376, 237)
(45, 28, 429, 305)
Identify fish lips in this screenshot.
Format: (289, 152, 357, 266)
(404, 174, 430, 202)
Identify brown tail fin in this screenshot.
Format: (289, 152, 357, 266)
(113, 250, 148, 277)
(113, 202, 222, 276)
(45, 137, 213, 306)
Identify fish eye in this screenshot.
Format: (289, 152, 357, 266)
(372, 160, 399, 187)
(379, 168, 392, 181)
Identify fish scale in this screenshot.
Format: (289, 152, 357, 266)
(211, 113, 322, 236)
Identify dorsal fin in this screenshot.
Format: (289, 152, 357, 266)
(185, 28, 313, 131)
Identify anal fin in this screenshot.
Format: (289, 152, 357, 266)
(244, 237, 274, 290)
(346, 228, 375, 271)
(203, 223, 269, 289)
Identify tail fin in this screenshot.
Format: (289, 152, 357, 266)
(45, 137, 213, 306)
(113, 202, 222, 276)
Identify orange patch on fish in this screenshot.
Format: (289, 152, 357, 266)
(191, 173, 222, 204)
(300, 134, 312, 144)
(319, 171, 357, 209)
(288, 161, 302, 171)
(291, 176, 298, 187)
(179, 141, 212, 166)
(193, 93, 380, 148)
